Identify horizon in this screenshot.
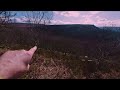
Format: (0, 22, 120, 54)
(9, 22, 120, 27)
(12, 11, 120, 27)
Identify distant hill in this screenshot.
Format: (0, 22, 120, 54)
(99, 27, 120, 32)
(8, 23, 102, 38)
(0, 22, 120, 55)
(41, 24, 101, 33)
(2, 23, 120, 42)
(7, 23, 101, 30)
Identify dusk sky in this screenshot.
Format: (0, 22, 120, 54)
(14, 11, 120, 27)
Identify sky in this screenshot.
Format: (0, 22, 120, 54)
(14, 11, 120, 27)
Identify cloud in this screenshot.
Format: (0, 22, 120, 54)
(84, 15, 115, 26)
(12, 16, 47, 24)
(65, 11, 80, 17)
(20, 16, 28, 22)
(15, 18, 23, 23)
(9, 16, 28, 23)
(11, 11, 120, 27)
(89, 11, 102, 15)
(10, 17, 23, 23)
(54, 11, 80, 17)
(51, 20, 74, 24)
(95, 18, 120, 26)
(53, 11, 113, 26)
(52, 13, 120, 27)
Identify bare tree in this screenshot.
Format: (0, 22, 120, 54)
(22, 11, 53, 26)
(21, 11, 53, 46)
(92, 28, 120, 66)
(0, 11, 16, 27)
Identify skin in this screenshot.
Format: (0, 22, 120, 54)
(0, 46, 37, 79)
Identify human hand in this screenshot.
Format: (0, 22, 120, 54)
(0, 46, 37, 79)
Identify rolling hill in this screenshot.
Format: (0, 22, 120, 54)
(1, 23, 120, 79)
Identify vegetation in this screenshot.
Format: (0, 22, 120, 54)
(0, 24, 120, 79)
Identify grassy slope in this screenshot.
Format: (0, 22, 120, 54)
(0, 24, 120, 79)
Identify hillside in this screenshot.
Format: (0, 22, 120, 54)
(99, 27, 120, 32)
(1, 23, 120, 79)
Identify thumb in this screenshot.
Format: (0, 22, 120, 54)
(27, 46, 37, 56)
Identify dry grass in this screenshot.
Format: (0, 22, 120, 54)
(19, 55, 74, 79)
(1, 47, 120, 79)
(89, 70, 120, 79)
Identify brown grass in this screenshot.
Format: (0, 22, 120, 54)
(19, 55, 74, 79)
(1, 47, 120, 79)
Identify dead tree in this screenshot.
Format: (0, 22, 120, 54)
(0, 11, 16, 27)
(22, 11, 53, 29)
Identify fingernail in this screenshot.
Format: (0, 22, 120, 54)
(33, 46, 37, 49)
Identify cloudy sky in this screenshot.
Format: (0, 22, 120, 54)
(14, 11, 120, 27)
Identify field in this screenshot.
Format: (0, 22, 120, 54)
(1, 24, 120, 79)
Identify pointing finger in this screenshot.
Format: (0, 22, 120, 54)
(27, 46, 37, 56)
(23, 46, 37, 64)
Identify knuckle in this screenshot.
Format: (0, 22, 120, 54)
(26, 52, 32, 57)
(6, 50, 11, 53)
(21, 63, 30, 71)
(20, 64, 27, 71)
(24, 66, 29, 71)
(5, 50, 12, 54)
(21, 49, 26, 53)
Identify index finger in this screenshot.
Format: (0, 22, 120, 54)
(27, 46, 37, 56)
(21, 46, 37, 65)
